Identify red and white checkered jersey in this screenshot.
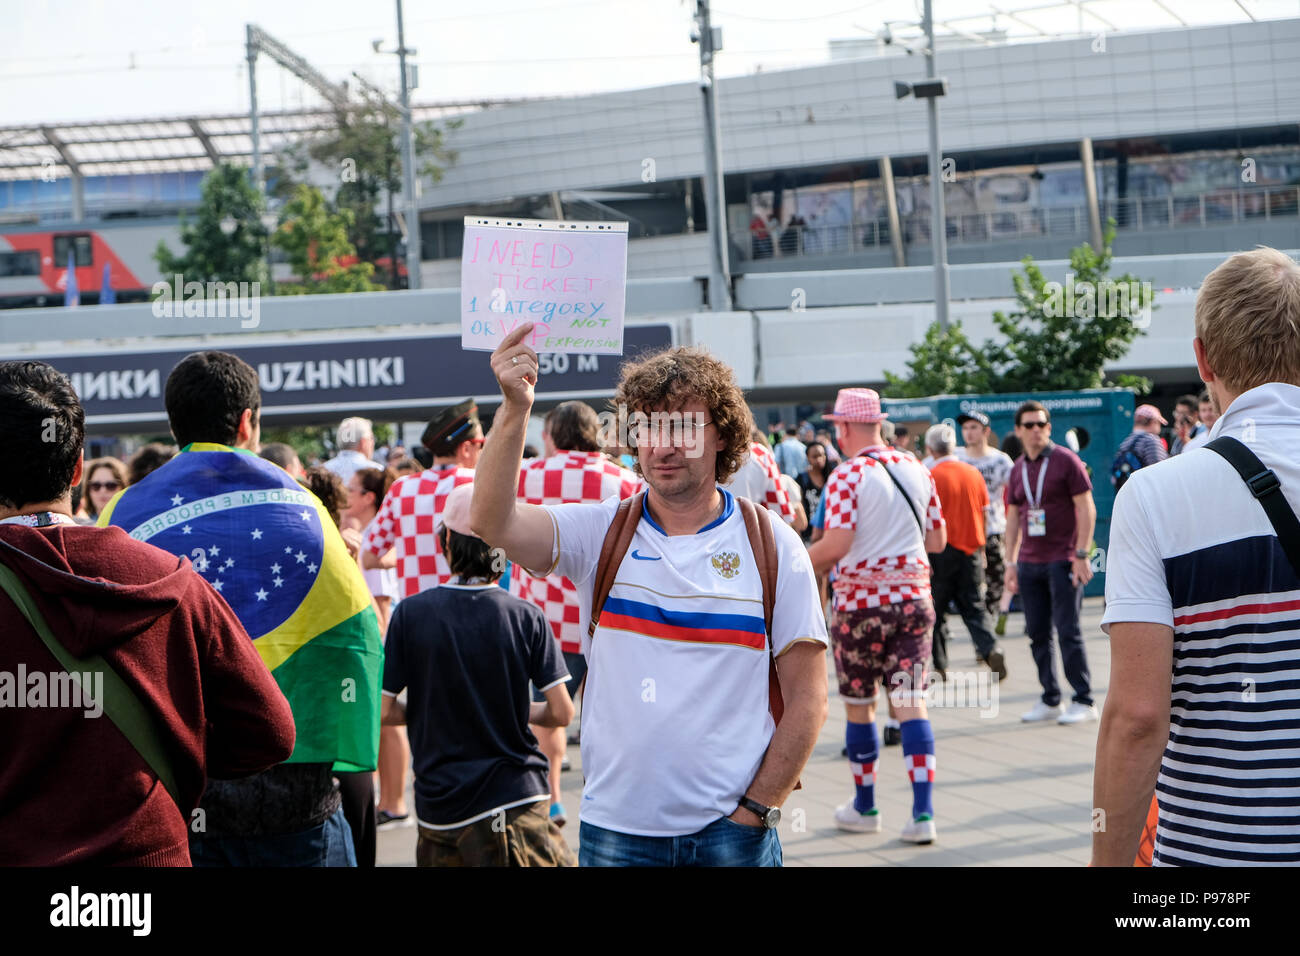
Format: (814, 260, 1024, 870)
(362, 464, 475, 598)
(722, 441, 796, 523)
(824, 444, 944, 611)
(512, 450, 640, 653)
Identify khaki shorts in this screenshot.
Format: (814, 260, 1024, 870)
(415, 800, 576, 868)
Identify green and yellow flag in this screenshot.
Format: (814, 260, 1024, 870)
(101, 443, 381, 771)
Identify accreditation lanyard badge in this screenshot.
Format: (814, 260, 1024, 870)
(1022, 450, 1051, 538)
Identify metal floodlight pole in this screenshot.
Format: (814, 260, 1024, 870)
(353, 72, 404, 290)
(695, 0, 733, 312)
(923, 0, 950, 331)
(246, 24, 350, 197)
(246, 25, 262, 195)
(396, 0, 421, 289)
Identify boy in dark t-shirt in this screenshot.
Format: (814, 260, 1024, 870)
(381, 482, 576, 866)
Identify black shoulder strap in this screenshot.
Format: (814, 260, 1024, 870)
(865, 452, 925, 538)
(1206, 436, 1300, 578)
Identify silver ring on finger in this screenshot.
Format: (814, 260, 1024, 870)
(511, 355, 519, 366)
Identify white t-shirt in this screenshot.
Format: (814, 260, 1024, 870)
(322, 449, 381, 484)
(722, 441, 796, 524)
(823, 445, 944, 610)
(957, 446, 1015, 536)
(542, 488, 827, 837)
(1182, 427, 1212, 452)
(779, 474, 803, 519)
(1101, 383, 1300, 866)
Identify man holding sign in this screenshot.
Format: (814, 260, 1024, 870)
(471, 323, 828, 867)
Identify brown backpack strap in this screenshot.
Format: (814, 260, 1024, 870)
(588, 492, 645, 640)
(737, 497, 783, 726)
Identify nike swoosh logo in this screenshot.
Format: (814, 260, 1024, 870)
(630, 549, 661, 561)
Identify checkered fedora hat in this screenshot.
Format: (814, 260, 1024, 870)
(1135, 403, 1168, 425)
(824, 388, 889, 423)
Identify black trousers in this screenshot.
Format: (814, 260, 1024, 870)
(929, 544, 997, 671)
(984, 533, 1005, 619)
(1018, 559, 1092, 706)
(335, 771, 376, 868)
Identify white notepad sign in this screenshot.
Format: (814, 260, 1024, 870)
(460, 217, 629, 354)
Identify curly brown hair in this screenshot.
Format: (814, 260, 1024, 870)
(301, 466, 347, 528)
(613, 346, 753, 484)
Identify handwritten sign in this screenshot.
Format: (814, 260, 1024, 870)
(460, 217, 628, 354)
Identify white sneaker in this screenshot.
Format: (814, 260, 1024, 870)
(901, 814, 937, 844)
(834, 802, 883, 833)
(1058, 702, 1100, 724)
(1021, 700, 1063, 722)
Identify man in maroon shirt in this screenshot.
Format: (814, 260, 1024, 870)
(1004, 401, 1099, 725)
(0, 360, 296, 866)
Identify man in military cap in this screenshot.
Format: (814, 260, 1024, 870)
(362, 399, 483, 597)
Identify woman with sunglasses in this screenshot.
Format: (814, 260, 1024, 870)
(76, 457, 128, 525)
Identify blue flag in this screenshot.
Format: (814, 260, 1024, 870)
(99, 443, 383, 771)
(63, 250, 79, 308)
(99, 262, 115, 305)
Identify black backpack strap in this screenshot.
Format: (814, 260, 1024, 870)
(1206, 436, 1300, 578)
(865, 452, 925, 539)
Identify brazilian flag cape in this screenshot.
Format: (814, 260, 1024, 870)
(100, 443, 382, 772)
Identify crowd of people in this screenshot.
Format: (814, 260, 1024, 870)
(1, 246, 1298, 868)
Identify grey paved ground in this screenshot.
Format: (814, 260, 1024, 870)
(378, 596, 1109, 866)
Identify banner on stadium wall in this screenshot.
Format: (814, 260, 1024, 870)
(34, 324, 673, 428)
(880, 399, 942, 422)
(460, 217, 629, 355)
(886, 388, 1136, 600)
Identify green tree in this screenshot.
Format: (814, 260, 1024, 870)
(259, 425, 331, 465)
(277, 92, 460, 289)
(271, 184, 384, 295)
(883, 221, 1155, 397)
(262, 422, 396, 465)
(883, 321, 998, 398)
(153, 164, 270, 294)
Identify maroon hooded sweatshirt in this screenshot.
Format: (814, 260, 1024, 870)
(0, 523, 296, 866)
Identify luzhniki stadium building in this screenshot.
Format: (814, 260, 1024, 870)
(2, 16, 1297, 429)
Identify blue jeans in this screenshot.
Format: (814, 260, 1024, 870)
(190, 807, 357, 867)
(579, 817, 782, 867)
(1017, 559, 1092, 707)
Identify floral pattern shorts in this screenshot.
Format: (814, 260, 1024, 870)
(831, 597, 936, 702)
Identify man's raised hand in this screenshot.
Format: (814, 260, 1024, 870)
(491, 322, 540, 409)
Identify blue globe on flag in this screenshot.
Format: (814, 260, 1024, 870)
(100, 443, 383, 773)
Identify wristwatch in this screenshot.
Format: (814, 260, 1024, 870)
(738, 796, 781, 829)
(1074, 548, 1090, 559)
